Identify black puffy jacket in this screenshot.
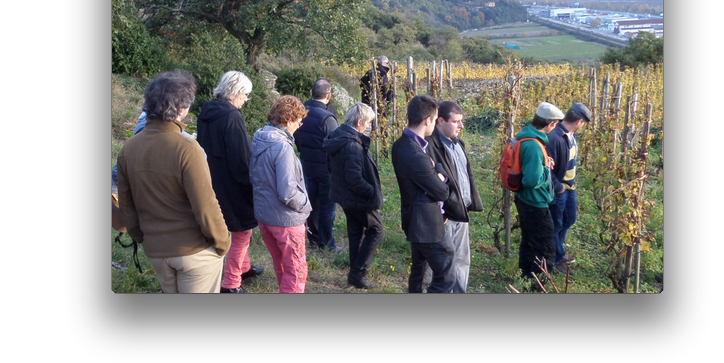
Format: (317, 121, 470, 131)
(322, 124, 383, 211)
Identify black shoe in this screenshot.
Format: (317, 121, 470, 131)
(241, 265, 264, 280)
(348, 270, 374, 289)
(554, 261, 575, 276)
(221, 286, 247, 293)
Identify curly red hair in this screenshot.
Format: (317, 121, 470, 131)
(267, 95, 307, 126)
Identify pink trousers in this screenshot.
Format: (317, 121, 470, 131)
(258, 222, 307, 293)
(221, 230, 253, 289)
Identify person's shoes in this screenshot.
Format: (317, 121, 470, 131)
(221, 286, 247, 293)
(554, 261, 575, 276)
(241, 265, 264, 280)
(348, 270, 374, 289)
(328, 246, 344, 253)
(562, 254, 576, 264)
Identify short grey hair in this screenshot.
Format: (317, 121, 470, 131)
(311, 78, 331, 100)
(213, 71, 252, 101)
(378, 55, 389, 65)
(344, 103, 375, 129)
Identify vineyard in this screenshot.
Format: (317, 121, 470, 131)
(358, 57, 663, 293)
(112, 57, 664, 293)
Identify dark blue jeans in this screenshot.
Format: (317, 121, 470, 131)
(409, 239, 455, 293)
(304, 175, 337, 250)
(548, 189, 577, 264)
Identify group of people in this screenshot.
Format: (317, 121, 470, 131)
(114, 62, 590, 294)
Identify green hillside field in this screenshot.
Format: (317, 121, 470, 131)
(462, 24, 609, 64)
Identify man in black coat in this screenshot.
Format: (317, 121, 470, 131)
(359, 55, 393, 117)
(424, 101, 484, 293)
(391, 94, 453, 293)
(294, 78, 342, 252)
(323, 103, 384, 289)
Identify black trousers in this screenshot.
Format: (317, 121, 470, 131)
(409, 238, 455, 293)
(343, 207, 384, 273)
(515, 196, 556, 281)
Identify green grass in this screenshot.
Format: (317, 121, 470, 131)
(462, 23, 609, 64)
(463, 24, 552, 37)
(491, 34, 609, 63)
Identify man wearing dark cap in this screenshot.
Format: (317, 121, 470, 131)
(546, 102, 591, 276)
(514, 102, 564, 291)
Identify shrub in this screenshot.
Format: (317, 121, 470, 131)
(111, 0, 166, 77)
(466, 108, 503, 134)
(276, 65, 324, 100)
(169, 31, 271, 134)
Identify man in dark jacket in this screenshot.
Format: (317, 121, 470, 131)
(196, 71, 264, 293)
(391, 94, 452, 293)
(546, 102, 591, 276)
(323, 103, 384, 289)
(294, 78, 342, 252)
(424, 101, 484, 293)
(359, 56, 393, 117)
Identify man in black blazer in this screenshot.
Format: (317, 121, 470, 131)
(391, 94, 452, 293)
(424, 101, 484, 293)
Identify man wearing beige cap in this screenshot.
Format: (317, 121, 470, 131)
(514, 102, 564, 291)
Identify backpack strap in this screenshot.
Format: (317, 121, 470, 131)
(518, 137, 549, 167)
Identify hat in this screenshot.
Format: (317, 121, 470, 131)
(378, 55, 389, 64)
(536, 102, 565, 120)
(567, 102, 592, 122)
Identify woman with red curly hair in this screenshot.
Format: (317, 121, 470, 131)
(250, 95, 312, 293)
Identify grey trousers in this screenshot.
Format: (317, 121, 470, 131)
(422, 220, 470, 293)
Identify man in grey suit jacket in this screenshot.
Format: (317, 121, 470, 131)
(391, 95, 452, 293)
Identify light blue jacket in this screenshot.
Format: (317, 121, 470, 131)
(250, 125, 312, 227)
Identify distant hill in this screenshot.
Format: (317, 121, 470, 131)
(371, 0, 528, 30)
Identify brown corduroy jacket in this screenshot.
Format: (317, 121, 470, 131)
(117, 119, 231, 258)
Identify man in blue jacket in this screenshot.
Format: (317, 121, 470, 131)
(546, 103, 591, 276)
(294, 78, 342, 252)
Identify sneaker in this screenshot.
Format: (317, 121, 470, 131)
(328, 246, 344, 253)
(562, 254, 576, 265)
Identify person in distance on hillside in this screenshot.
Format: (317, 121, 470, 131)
(196, 71, 265, 294)
(294, 78, 343, 253)
(546, 102, 591, 277)
(422, 101, 484, 293)
(250, 96, 312, 293)
(392, 94, 453, 293)
(359, 55, 393, 117)
(323, 103, 385, 289)
(515, 102, 564, 292)
(117, 71, 231, 293)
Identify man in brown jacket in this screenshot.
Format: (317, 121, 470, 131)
(117, 71, 231, 293)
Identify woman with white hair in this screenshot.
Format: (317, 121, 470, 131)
(322, 103, 384, 289)
(196, 71, 264, 293)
